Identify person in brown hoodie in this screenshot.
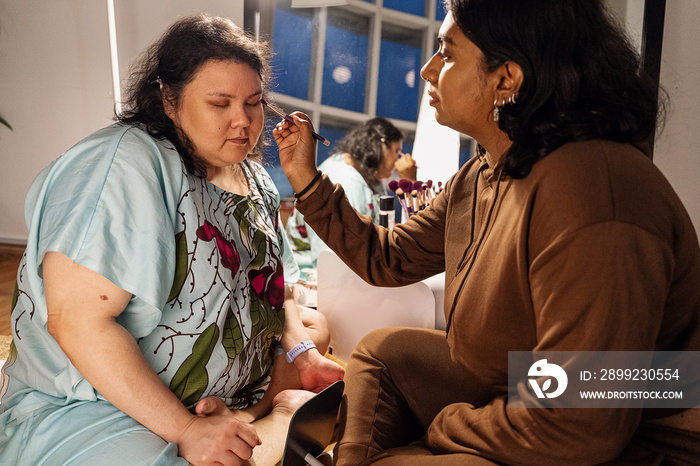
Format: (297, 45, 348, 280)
(272, 0, 700, 464)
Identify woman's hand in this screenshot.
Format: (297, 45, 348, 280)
(176, 413, 261, 466)
(395, 152, 418, 180)
(272, 112, 319, 195)
(293, 348, 345, 393)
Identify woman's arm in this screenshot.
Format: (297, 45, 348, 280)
(273, 113, 446, 286)
(281, 293, 344, 393)
(44, 251, 260, 465)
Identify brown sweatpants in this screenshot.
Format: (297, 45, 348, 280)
(333, 327, 498, 465)
(333, 327, 700, 466)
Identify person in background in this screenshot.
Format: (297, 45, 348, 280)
(273, 0, 700, 464)
(0, 14, 343, 466)
(286, 117, 414, 274)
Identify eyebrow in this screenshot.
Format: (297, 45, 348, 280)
(207, 90, 262, 99)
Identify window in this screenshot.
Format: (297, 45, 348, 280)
(247, 0, 472, 197)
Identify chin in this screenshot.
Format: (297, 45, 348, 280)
(224, 149, 252, 165)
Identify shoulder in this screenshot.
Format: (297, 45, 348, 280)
(52, 123, 182, 181)
(27, 124, 186, 222)
(523, 140, 689, 243)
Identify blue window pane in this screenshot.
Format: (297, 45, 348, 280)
(266, 164, 294, 199)
(403, 140, 414, 157)
(459, 145, 472, 168)
(272, 8, 313, 99)
(436, 1, 447, 21)
(377, 28, 421, 122)
(317, 122, 353, 164)
(263, 120, 294, 198)
(383, 0, 425, 17)
(322, 12, 368, 112)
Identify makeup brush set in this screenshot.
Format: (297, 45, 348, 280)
(388, 178, 443, 220)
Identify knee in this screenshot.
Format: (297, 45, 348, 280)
(352, 327, 446, 368)
(352, 327, 416, 364)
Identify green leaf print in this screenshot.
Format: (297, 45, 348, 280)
(222, 306, 245, 373)
(11, 282, 19, 312)
(231, 200, 254, 252)
(5, 340, 18, 368)
(248, 290, 268, 339)
(291, 237, 311, 252)
(169, 322, 219, 408)
(166, 231, 188, 303)
(248, 228, 268, 271)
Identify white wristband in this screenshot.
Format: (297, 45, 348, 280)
(286, 340, 316, 363)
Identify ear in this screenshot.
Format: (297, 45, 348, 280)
(494, 61, 523, 103)
(161, 86, 177, 121)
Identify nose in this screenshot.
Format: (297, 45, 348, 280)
(420, 53, 439, 83)
(229, 104, 251, 129)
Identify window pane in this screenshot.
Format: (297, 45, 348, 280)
(322, 10, 369, 112)
(459, 140, 473, 168)
(383, 0, 425, 17)
(436, 1, 447, 21)
(377, 25, 421, 122)
(263, 120, 294, 198)
(317, 120, 354, 164)
(271, 7, 313, 99)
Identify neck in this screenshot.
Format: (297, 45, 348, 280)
(207, 163, 249, 196)
(476, 127, 512, 166)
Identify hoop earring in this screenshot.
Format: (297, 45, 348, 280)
(493, 99, 500, 122)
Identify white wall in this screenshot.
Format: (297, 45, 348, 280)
(654, 0, 700, 240)
(0, 1, 698, 243)
(0, 0, 244, 243)
(0, 0, 113, 243)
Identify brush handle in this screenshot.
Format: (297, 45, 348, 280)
(265, 101, 330, 146)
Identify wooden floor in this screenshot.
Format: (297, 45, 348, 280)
(0, 243, 24, 336)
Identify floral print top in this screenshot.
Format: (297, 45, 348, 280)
(0, 124, 298, 416)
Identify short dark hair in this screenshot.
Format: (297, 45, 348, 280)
(447, 0, 664, 179)
(334, 117, 404, 185)
(117, 13, 271, 177)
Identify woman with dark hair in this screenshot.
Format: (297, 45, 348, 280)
(286, 117, 411, 271)
(0, 13, 342, 466)
(274, 0, 700, 464)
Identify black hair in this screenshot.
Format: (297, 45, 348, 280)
(334, 117, 404, 186)
(117, 13, 271, 177)
(447, 0, 665, 178)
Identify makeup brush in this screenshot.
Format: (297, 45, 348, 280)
(413, 181, 425, 211)
(426, 180, 434, 204)
(394, 188, 411, 218)
(388, 180, 399, 194)
(410, 189, 419, 215)
(389, 180, 410, 218)
(262, 98, 331, 147)
(398, 178, 413, 195)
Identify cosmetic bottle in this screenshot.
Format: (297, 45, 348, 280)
(379, 195, 395, 229)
